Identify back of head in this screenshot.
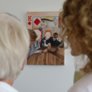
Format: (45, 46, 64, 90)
(0, 13, 29, 81)
(62, 0, 92, 51)
(61, 0, 92, 72)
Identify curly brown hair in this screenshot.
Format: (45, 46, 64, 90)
(60, 0, 92, 73)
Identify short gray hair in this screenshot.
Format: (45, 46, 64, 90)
(0, 13, 29, 81)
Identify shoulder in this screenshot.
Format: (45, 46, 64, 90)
(68, 73, 92, 92)
(0, 82, 18, 92)
(46, 37, 52, 41)
(48, 37, 53, 40)
(68, 84, 87, 92)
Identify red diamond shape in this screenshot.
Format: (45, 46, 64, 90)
(34, 18, 41, 25)
(28, 22, 31, 25)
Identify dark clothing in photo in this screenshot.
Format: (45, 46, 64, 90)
(46, 37, 62, 47)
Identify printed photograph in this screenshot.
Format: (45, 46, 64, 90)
(27, 12, 64, 65)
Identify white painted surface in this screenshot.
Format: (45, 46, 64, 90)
(0, 0, 75, 92)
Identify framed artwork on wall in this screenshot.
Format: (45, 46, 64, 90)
(27, 11, 64, 65)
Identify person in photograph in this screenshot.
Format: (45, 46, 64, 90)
(28, 30, 38, 56)
(40, 29, 52, 49)
(27, 31, 64, 65)
(60, 0, 92, 92)
(0, 13, 29, 92)
(46, 32, 63, 47)
(46, 32, 64, 54)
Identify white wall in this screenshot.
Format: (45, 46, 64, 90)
(0, 0, 64, 25)
(13, 49, 75, 92)
(0, 0, 75, 92)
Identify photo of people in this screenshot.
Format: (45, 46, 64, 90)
(27, 12, 64, 65)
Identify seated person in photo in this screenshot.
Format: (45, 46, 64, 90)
(0, 13, 29, 92)
(40, 30, 52, 49)
(46, 32, 64, 49)
(43, 32, 64, 55)
(46, 32, 60, 47)
(28, 29, 42, 56)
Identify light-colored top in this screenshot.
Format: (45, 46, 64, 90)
(0, 82, 18, 92)
(68, 73, 92, 92)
